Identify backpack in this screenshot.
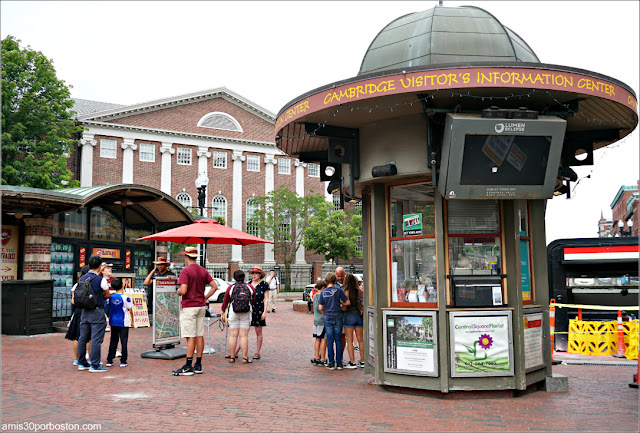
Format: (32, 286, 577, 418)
(230, 282, 252, 313)
(74, 274, 98, 310)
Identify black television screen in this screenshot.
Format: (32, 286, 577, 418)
(460, 135, 552, 186)
(437, 114, 566, 199)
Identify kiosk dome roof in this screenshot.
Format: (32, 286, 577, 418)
(359, 5, 540, 75)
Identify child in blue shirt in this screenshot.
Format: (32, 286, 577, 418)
(106, 278, 133, 367)
(318, 272, 349, 370)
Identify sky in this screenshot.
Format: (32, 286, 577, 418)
(2, 0, 638, 244)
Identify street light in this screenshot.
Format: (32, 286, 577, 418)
(195, 172, 209, 267)
(195, 172, 209, 217)
(617, 220, 634, 237)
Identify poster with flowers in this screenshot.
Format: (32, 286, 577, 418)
(450, 311, 513, 377)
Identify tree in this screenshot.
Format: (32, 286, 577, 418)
(1, 35, 81, 189)
(304, 200, 362, 265)
(250, 186, 326, 290)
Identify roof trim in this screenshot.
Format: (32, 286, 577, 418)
(78, 87, 275, 123)
(83, 120, 275, 148)
(610, 185, 638, 209)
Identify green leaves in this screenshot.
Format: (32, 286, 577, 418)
(2, 35, 81, 189)
(303, 200, 362, 264)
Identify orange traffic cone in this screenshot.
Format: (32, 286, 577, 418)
(549, 299, 557, 363)
(613, 310, 626, 358)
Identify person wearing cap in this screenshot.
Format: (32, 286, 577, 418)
(144, 256, 175, 315)
(172, 246, 218, 376)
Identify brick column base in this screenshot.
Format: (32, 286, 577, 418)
(228, 262, 240, 281)
(22, 217, 54, 280)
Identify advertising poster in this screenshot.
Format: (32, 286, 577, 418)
(153, 279, 181, 346)
(1, 225, 19, 281)
(383, 310, 438, 377)
(520, 239, 532, 301)
(450, 311, 513, 377)
(129, 291, 150, 328)
(523, 311, 545, 371)
(402, 213, 422, 236)
(367, 307, 375, 366)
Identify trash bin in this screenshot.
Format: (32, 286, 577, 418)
(2, 280, 53, 335)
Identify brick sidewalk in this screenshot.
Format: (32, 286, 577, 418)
(1, 302, 638, 432)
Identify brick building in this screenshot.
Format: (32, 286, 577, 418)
(71, 88, 362, 280)
(609, 183, 639, 237)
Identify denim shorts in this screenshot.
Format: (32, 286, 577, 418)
(343, 314, 363, 328)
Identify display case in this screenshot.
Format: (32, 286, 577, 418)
(50, 241, 74, 319)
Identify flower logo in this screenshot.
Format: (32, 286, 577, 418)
(478, 334, 493, 350)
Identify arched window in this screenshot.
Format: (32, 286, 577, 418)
(197, 112, 243, 132)
(246, 198, 260, 236)
(176, 192, 192, 209)
(211, 195, 227, 223)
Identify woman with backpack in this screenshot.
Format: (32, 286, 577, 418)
(221, 270, 255, 364)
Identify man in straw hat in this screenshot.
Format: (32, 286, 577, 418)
(172, 246, 218, 376)
(144, 256, 175, 315)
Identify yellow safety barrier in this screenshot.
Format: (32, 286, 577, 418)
(567, 319, 638, 358)
(625, 320, 638, 360)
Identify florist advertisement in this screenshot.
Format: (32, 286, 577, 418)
(449, 311, 514, 377)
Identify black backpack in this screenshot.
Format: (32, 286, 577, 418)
(231, 282, 252, 313)
(74, 274, 98, 310)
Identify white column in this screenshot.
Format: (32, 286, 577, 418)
(79, 135, 96, 187)
(231, 150, 245, 263)
(159, 142, 175, 195)
(197, 147, 211, 217)
(294, 159, 307, 264)
(121, 138, 137, 184)
(264, 155, 277, 264)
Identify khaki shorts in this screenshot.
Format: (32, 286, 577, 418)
(181, 306, 206, 337)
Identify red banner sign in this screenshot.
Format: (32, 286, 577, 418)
(79, 248, 86, 268)
(92, 248, 120, 259)
(125, 250, 131, 269)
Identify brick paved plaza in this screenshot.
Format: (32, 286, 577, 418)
(1, 303, 638, 432)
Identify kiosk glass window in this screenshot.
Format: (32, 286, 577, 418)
(52, 209, 87, 239)
(90, 206, 122, 242)
(124, 208, 153, 244)
(447, 200, 501, 275)
(389, 182, 437, 305)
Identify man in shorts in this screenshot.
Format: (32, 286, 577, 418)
(172, 247, 218, 376)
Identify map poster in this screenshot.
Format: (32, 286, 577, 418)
(450, 311, 514, 377)
(523, 311, 545, 371)
(129, 291, 150, 328)
(153, 278, 180, 346)
(383, 310, 438, 377)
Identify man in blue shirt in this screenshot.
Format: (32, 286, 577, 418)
(318, 272, 350, 370)
(77, 255, 111, 372)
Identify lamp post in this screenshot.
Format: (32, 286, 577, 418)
(618, 220, 634, 237)
(195, 172, 209, 266)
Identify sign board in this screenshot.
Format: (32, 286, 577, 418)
(367, 307, 375, 367)
(450, 310, 513, 377)
(129, 291, 150, 328)
(1, 225, 19, 281)
(523, 310, 545, 372)
(520, 239, 532, 302)
(153, 278, 181, 346)
(92, 248, 121, 259)
(383, 310, 438, 377)
(402, 213, 422, 236)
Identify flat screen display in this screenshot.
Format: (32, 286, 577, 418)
(460, 135, 551, 185)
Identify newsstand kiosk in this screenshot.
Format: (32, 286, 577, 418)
(274, 4, 638, 393)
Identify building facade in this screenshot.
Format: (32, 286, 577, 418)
(610, 183, 638, 237)
(71, 88, 362, 280)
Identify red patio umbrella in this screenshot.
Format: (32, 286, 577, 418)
(137, 219, 272, 265)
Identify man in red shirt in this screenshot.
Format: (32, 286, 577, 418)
(172, 246, 218, 376)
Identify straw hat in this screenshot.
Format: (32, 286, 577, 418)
(250, 266, 265, 278)
(184, 246, 199, 258)
(153, 256, 171, 265)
